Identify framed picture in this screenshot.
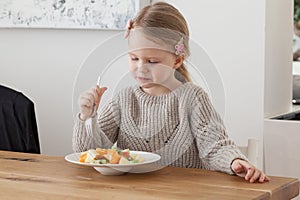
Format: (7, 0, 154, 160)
(0, 0, 150, 30)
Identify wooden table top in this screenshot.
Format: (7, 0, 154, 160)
(0, 151, 298, 200)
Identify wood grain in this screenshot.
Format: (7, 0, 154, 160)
(0, 151, 298, 200)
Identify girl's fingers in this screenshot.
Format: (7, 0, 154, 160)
(231, 159, 270, 183)
(95, 86, 108, 105)
(245, 167, 255, 181)
(78, 86, 108, 120)
(236, 160, 255, 181)
(259, 173, 266, 183)
(81, 86, 105, 106)
(95, 85, 108, 96)
(246, 167, 270, 183)
(93, 87, 100, 104)
(81, 92, 94, 103)
(79, 96, 93, 108)
(99, 87, 108, 95)
(233, 164, 243, 173)
(249, 169, 261, 183)
(231, 159, 249, 177)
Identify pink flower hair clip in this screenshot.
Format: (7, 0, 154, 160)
(124, 19, 134, 38)
(175, 37, 184, 56)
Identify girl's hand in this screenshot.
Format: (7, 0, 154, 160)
(231, 159, 270, 183)
(78, 85, 107, 120)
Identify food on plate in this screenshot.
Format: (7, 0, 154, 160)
(79, 147, 144, 164)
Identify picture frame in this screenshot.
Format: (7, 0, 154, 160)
(0, 0, 151, 30)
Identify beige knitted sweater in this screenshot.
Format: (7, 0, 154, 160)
(73, 82, 247, 174)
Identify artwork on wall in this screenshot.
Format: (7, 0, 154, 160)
(0, 0, 143, 30)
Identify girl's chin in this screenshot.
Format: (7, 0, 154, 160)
(139, 81, 162, 89)
(139, 83, 153, 88)
(136, 79, 154, 87)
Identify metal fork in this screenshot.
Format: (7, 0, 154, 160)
(85, 76, 101, 137)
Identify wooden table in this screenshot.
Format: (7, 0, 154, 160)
(0, 151, 298, 200)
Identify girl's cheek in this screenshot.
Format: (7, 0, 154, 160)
(128, 63, 136, 72)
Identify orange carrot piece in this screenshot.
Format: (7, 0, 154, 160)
(109, 151, 121, 164)
(79, 152, 87, 162)
(95, 148, 108, 158)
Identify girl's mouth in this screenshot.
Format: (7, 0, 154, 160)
(136, 76, 152, 82)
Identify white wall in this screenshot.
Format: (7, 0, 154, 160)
(0, 0, 293, 172)
(0, 28, 118, 155)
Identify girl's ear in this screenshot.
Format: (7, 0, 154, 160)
(174, 56, 184, 69)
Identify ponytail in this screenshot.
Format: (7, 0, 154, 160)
(176, 64, 191, 82)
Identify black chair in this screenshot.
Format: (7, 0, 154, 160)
(0, 85, 40, 153)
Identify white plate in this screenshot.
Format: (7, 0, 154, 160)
(65, 151, 161, 175)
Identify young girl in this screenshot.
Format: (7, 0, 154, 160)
(74, 2, 269, 183)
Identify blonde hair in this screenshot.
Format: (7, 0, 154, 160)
(132, 2, 191, 82)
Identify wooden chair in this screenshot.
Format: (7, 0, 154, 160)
(238, 139, 259, 167)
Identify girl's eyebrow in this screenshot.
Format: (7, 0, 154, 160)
(128, 52, 161, 59)
(128, 52, 136, 56)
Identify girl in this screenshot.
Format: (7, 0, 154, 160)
(74, 2, 269, 183)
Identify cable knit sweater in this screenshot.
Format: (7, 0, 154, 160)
(73, 82, 247, 174)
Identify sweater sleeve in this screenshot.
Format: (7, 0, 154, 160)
(190, 89, 248, 174)
(72, 99, 120, 152)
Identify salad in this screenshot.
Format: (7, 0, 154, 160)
(79, 147, 144, 165)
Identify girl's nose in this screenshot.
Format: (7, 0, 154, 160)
(137, 61, 148, 72)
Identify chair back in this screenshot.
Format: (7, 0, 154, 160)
(238, 139, 259, 167)
(0, 85, 40, 153)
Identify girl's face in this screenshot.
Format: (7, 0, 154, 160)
(128, 48, 182, 93)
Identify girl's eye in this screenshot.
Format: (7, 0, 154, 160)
(148, 60, 158, 64)
(131, 57, 138, 61)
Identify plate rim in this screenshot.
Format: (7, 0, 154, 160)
(65, 150, 161, 168)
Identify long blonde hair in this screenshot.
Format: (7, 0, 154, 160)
(132, 2, 191, 82)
